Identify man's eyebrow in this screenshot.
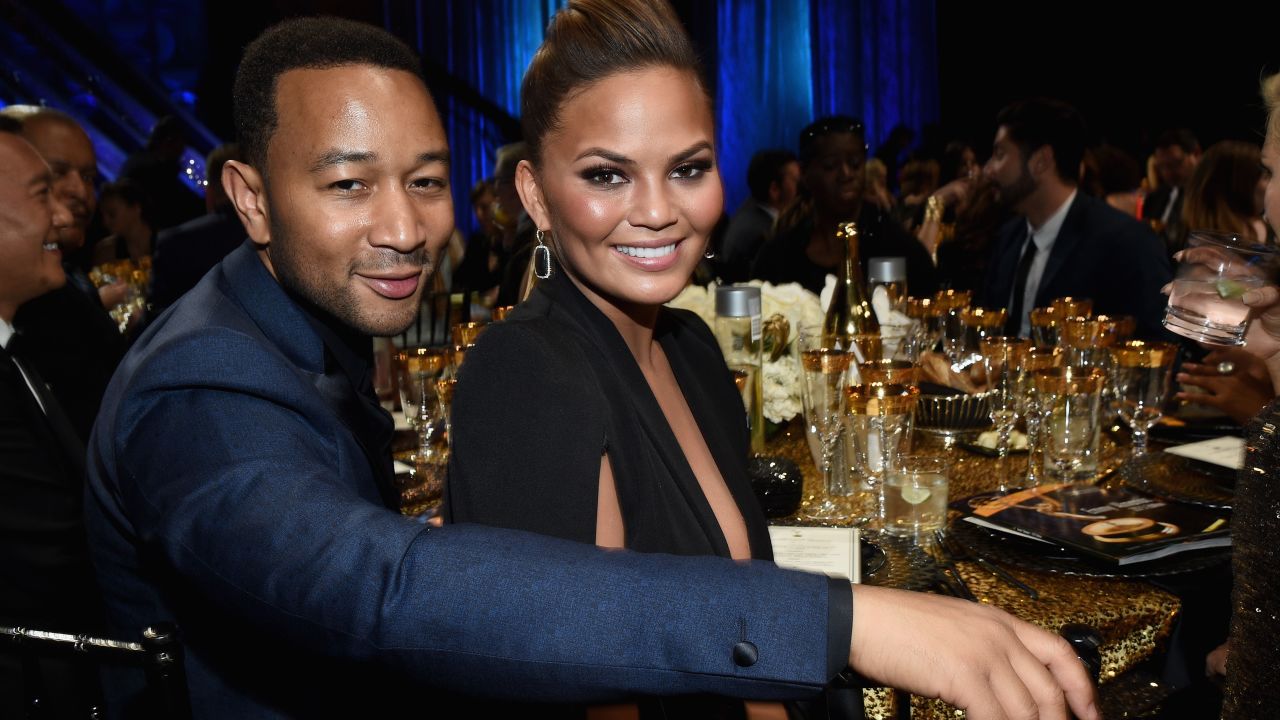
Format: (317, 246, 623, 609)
(416, 150, 450, 167)
(310, 150, 376, 173)
(309, 149, 451, 173)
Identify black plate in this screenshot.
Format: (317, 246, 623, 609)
(948, 518, 1230, 579)
(1118, 453, 1235, 510)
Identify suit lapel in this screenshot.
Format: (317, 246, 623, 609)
(305, 362, 398, 510)
(0, 343, 85, 484)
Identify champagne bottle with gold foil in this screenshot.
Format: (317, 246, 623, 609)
(822, 221, 879, 358)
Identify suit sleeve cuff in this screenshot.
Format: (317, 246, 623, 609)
(826, 576, 852, 678)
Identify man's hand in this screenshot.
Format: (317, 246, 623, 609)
(848, 585, 1099, 720)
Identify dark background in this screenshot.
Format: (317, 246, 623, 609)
(935, 3, 1280, 156)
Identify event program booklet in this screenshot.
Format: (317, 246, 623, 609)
(963, 483, 1230, 566)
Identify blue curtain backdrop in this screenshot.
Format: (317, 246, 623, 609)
(717, 0, 938, 212)
(403, 0, 563, 237)
(385, 0, 936, 232)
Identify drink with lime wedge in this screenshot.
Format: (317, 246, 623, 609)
(883, 456, 948, 537)
(1164, 231, 1279, 345)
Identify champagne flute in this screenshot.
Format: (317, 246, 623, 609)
(980, 336, 1030, 492)
(1111, 341, 1178, 457)
(798, 328, 853, 523)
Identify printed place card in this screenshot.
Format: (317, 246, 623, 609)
(768, 526, 862, 584)
(1164, 436, 1245, 470)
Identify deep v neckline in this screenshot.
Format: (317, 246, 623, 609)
(541, 273, 755, 559)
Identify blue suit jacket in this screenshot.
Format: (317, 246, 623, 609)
(981, 192, 1174, 339)
(86, 242, 845, 717)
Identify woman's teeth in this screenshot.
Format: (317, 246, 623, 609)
(616, 243, 675, 259)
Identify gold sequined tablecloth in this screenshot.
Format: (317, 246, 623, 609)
(767, 425, 1182, 719)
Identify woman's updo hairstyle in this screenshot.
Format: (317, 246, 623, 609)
(520, 0, 706, 165)
(1264, 73, 1280, 146)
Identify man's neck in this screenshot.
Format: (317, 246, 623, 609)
(1022, 178, 1076, 230)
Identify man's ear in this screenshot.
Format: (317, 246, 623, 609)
(222, 160, 271, 246)
(1029, 145, 1055, 180)
(514, 159, 550, 234)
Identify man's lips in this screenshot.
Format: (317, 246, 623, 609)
(358, 271, 421, 300)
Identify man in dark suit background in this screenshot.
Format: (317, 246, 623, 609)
(1142, 128, 1201, 250)
(719, 148, 800, 282)
(2, 106, 130, 443)
(147, 142, 247, 319)
(85, 18, 1097, 719)
(981, 98, 1173, 338)
(0, 118, 103, 718)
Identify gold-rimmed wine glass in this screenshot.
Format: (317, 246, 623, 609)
(980, 336, 1030, 491)
(1111, 341, 1178, 457)
(1018, 346, 1062, 486)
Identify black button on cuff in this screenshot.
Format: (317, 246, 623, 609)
(732, 640, 758, 667)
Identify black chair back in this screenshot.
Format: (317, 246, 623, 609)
(0, 623, 191, 719)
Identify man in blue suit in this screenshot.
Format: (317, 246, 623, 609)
(85, 18, 1096, 719)
(981, 98, 1173, 339)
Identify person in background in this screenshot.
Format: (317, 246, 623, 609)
(451, 179, 503, 296)
(0, 117, 104, 718)
(980, 98, 1171, 338)
(3, 107, 129, 443)
(719, 148, 799, 282)
(752, 116, 939, 297)
(1081, 144, 1145, 218)
(85, 15, 1097, 719)
(118, 115, 204, 232)
(93, 179, 155, 265)
(148, 143, 248, 319)
(1179, 140, 1270, 249)
(1142, 128, 1201, 250)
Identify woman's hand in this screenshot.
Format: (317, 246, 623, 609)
(1206, 640, 1229, 677)
(1176, 347, 1274, 424)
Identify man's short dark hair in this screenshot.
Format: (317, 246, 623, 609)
(746, 149, 797, 204)
(995, 98, 1086, 185)
(233, 17, 422, 170)
(1154, 128, 1201, 155)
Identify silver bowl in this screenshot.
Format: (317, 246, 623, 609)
(915, 391, 993, 445)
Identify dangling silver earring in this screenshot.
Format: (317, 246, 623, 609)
(533, 229, 553, 280)
(704, 248, 716, 260)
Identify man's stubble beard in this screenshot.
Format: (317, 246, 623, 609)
(266, 213, 434, 337)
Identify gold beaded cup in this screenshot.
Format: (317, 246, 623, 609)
(904, 296, 944, 319)
(801, 347, 852, 374)
(1033, 366, 1107, 395)
(1111, 340, 1179, 369)
(845, 382, 920, 415)
(960, 306, 1008, 329)
(451, 321, 487, 346)
(395, 347, 449, 375)
(1022, 345, 1063, 372)
(1059, 315, 1121, 349)
(859, 359, 920, 386)
(1050, 296, 1093, 318)
(933, 288, 972, 312)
